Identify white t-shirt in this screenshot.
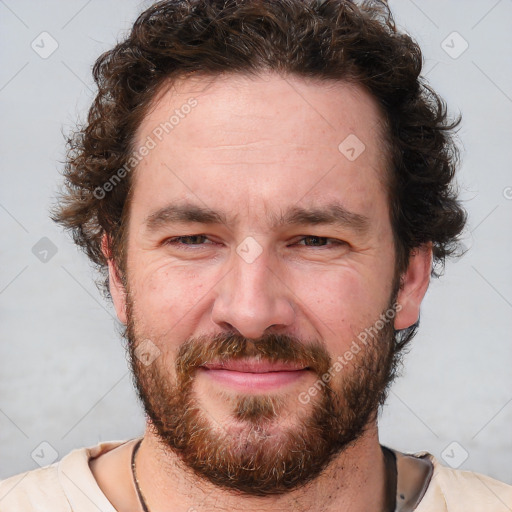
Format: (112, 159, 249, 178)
(0, 440, 511, 511)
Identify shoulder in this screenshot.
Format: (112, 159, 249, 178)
(0, 463, 67, 511)
(413, 451, 512, 512)
(0, 440, 129, 512)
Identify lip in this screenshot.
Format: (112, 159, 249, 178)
(198, 360, 310, 392)
(202, 360, 308, 373)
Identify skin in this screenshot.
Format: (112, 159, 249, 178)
(89, 71, 432, 511)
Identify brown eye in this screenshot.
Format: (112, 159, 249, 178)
(163, 235, 211, 248)
(296, 236, 346, 248)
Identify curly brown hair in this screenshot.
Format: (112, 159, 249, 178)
(53, 0, 466, 303)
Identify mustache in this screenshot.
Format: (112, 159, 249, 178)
(175, 332, 332, 381)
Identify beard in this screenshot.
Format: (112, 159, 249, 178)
(125, 294, 402, 497)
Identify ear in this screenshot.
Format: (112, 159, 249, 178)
(394, 243, 432, 330)
(101, 234, 128, 325)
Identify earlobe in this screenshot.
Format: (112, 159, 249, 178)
(101, 235, 128, 325)
(394, 243, 432, 330)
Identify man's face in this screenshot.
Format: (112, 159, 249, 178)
(110, 72, 419, 495)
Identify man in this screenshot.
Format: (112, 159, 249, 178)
(0, 0, 510, 510)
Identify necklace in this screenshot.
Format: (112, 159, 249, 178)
(131, 438, 150, 512)
(130, 439, 399, 512)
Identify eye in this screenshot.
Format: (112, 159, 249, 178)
(162, 235, 347, 251)
(294, 236, 347, 248)
(163, 235, 213, 248)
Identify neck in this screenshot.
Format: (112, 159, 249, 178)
(135, 422, 388, 512)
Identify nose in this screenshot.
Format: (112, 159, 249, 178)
(211, 247, 295, 340)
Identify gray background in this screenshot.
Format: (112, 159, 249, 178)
(0, 0, 511, 483)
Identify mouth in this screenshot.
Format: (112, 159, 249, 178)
(198, 359, 311, 392)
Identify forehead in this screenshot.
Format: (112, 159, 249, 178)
(137, 71, 387, 153)
(130, 71, 390, 228)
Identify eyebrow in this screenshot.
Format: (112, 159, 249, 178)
(144, 201, 370, 234)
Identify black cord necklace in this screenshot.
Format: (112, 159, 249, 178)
(130, 438, 397, 512)
(131, 438, 151, 512)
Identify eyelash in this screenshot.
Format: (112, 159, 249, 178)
(162, 235, 347, 250)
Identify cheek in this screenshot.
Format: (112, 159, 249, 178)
(292, 266, 391, 344)
(129, 260, 210, 331)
